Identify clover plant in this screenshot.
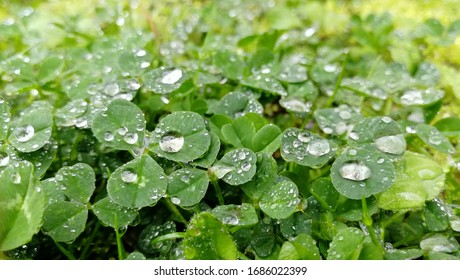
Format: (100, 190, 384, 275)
(1, 0, 460, 260)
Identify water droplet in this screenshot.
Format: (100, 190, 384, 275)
(211, 165, 233, 179)
(307, 139, 330, 156)
(124, 132, 138, 144)
(298, 132, 311, 143)
(104, 131, 114, 141)
(237, 151, 246, 160)
(159, 131, 184, 153)
(348, 149, 357, 156)
(223, 214, 239, 225)
(377, 157, 385, 164)
(135, 49, 147, 57)
(181, 175, 190, 184)
(117, 126, 128, 136)
(171, 197, 181, 205)
(241, 162, 252, 172)
(339, 162, 371, 181)
(161, 69, 182, 84)
(121, 169, 138, 183)
(381, 116, 392, 123)
(10, 172, 21, 184)
(374, 134, 406, 155)
(14, 124, 34, 142)
(349, 131, 359, 140)
(428, 130, 443, 145)
(0, 152, 10, 167)
(339, 110, 352, 120)
(104, 82, 120, 96)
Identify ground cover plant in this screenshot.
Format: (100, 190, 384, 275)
(1, 0, 460, 260)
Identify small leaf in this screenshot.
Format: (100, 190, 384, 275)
(151, 111, 211, 163)
(331, 144, 395, 200)
(42, 201, 87, 242)
(259, 177, 299, 219)
(384, 248, 424, 260)
(55, 163, 95, 204)
(336, 197, 378, 221)
(213, 91, 263, 118)
(211, 203, 258, 226)
(310, 178, 340, 211)
(210, 148, 257, 186)
(92, 197, 138, 229)
(0, 161, 44, 251)
(142, 67, 186, 94)
(91, 99, 145, 150)
(252, 124, 281, 153)
(9, 101, 53, 153)
(281, 128, 337, 168)
(241, 74, 287, 96)
(397, 88, 444, 107)
(214, 50, 244, 80)
(192, 131, 221, 168)
(107, 154, 167, 208)
(279, 234, 321, 260)
(138, 221, 176, 255)
(16, 139, 58, 178)
(420, 234, 459, 253)
(327, 228, 365, 260)
(221, 116, 255, 148)
(184, 212, 237, 260)
(55, 99, 88, 128)
(240, 153, 277, 200)
(41, 178, 65, 206)
(424, 200, 450, 232)
(38, 56, 64, 84)
(341, 77, 388, 100)
(416, 124, 455, 154)
(314, 105, 363, 136)
(277, 64, 308, 83)
(167, 168, 209, 207)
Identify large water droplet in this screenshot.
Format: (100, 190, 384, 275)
(104, 131, 114, 142)
(374, 134, 406, 155)
(298, 132, 311, 143)
(124, 132, 138, 144)
(171, 196, 181, 205)
(222, 214, 239, 225)
(0, 152, 10, 167)
(428, 130, 443, 145)
(159, 131, 184, 153)
(241, 162, 252, 172)
(14, 124, 34, 142)
(104, 82, 120, 96)
(210, 164, 233, 179)
(121, 169, 138, 183)
(10, 172, 21, 184)
(307, 139, 330, 156)
(237, 151, 246, 160)
(339, 162, 371, 181)
(161, 69, 183, 84)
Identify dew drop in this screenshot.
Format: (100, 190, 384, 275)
(124, 132, 138, 144)
(10, 172, 21, 184)
(374, 134, 406, 155)
(181, 175, 190, 184)
(348, 149, 357, 156)
(348, 131, 359, 140)
(121, 169, 138, 183)
(339, 162, 371, 181)
(381, 116, 392, 123)
(223, 214, 239, 225)
(307, 139, 330, 156)
(161, 69, 183, 84)
(14, 124, 34, 142)
(241, 162, 252, 172)
(0, 152, 10, 167)
(297, 132, 311, 143)
(104, 82, 120, 96)
(117, 126, 128, 136)
(104, 131, 114, 142)
(171, 197, 181, 205)
(428, 130, 443, 145)
(159, 131, 184, 153)
(237, 151, 246, 160)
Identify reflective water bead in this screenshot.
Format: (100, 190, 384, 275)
(374, 134, 406, 155)
(124, 132, 138, 144)
(339, 162, 371, 181)
(161, 69, 183, 84)
(307, 139, 330, 156)
(171, 197, 181, 205)
(241, 162, 252, 172)
(159, 131, 184, 153)
(0, 152, 9, 166)
(104, 131, 114, 142)
(121, 170, 138, 183)
(104, 82, 120, 96)
(14, 124, 34, 142)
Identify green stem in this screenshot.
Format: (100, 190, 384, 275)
(161, 199, 188, 224)
(383, 96, 393, 116)
(151, 232, 186, 246)
(114, 214, 125, 260)
(79, 222, 101, 259)
(326, 56, 348, 108)
(212, 180, 225, 205)
(54, 242, 75, 260)
(362, 196, 384, 252)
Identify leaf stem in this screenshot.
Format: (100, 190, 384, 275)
(114, 214, 126, 260)
(326, 55, 348, 108)
(212, 180, 225, 205)
(54, 242, 75, 260)
(161, 199, 188, 224)
(361, 196, 384, 252)
(79, 221, 101, 259)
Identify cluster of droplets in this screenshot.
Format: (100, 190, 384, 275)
(400, 88, 444, 106)
(283, 130, 333, 161)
